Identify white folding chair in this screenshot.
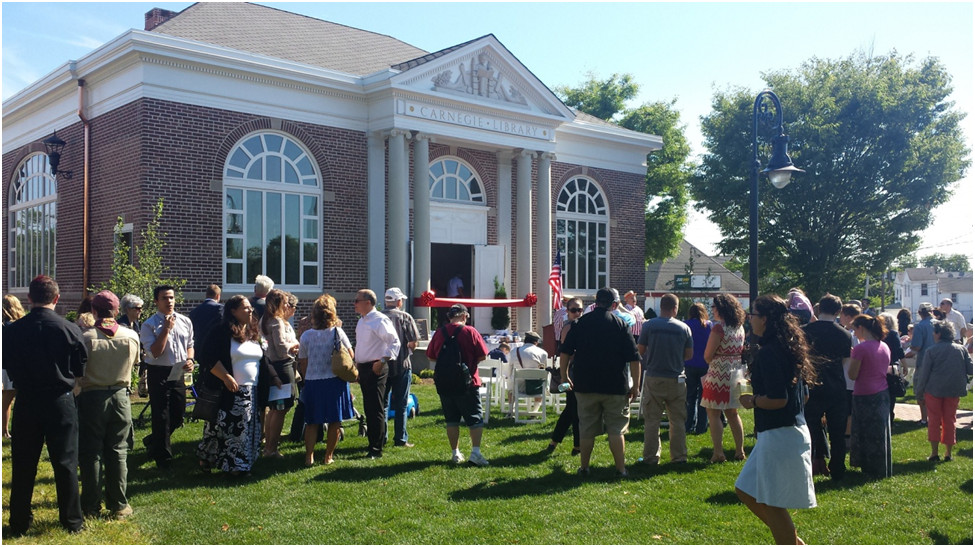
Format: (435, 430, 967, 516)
(512, 368, 548, 423)
(548, 358, 566, 413)
(477, 364, 495, 424)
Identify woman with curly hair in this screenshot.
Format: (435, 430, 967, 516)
(736, 295, 817, 544)
(701, 294, 747, 462)
(297, 294, 355, 466)
(196, 295, 264, 476)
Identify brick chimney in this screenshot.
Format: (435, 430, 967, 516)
(145, 7, 178, 31)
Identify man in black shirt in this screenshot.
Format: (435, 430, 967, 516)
(560, 287, 641, 477)
(802, 293, 853, 480)
(2, 275, 88, 535)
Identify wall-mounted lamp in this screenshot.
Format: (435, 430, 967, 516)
(43, 130, 73, 179)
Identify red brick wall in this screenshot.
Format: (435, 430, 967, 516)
(3, 98, 646, 325)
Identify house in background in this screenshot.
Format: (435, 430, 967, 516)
(644, 239, 749, 315)
(895, 267, 973, 322)
(2, 2, 660, 333)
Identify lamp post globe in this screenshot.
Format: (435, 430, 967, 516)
(749, 90, 804, 309)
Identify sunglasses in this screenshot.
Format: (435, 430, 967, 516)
(568, 307, 584, 313)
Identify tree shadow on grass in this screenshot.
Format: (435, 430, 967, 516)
(308, 459, 439, 483)
(960, 478, 972, 495)
(928, 528, 973, 545)
(705, 489, 741, 506)
(448, 465, 584, 501)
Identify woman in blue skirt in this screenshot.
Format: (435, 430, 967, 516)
(298, 294, 355, 466)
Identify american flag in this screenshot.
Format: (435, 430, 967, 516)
(548, 250, 563, 310)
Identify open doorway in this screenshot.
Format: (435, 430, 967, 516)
(432, 243, 472, 327)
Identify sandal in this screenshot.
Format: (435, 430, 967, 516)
(710, 455, 727, 463)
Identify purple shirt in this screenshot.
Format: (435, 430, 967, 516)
(850, 339, 891, 396)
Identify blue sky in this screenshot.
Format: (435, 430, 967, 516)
(3, 1, 973, 267)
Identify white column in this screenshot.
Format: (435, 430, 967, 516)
(497, 151, 513, 296)
(367, 132, 386, 295)
(535, 152, 555, 327)
(515, 150, 535, 333)
(412, 133, 431, 323)
(387, 129, 410, 294)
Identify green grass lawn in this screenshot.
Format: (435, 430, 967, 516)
(3, 382, 972, 544)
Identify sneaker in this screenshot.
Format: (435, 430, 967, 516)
(576, 466, 591, 476)
(113, 505, 134, 520)
(451, 452, 466, 464)
(616, 469, 629, 478)
(468, 452, 490, 467)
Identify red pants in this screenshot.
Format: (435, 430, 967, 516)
(924, 394, 959, 446)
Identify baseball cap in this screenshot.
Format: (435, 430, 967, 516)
(91, 290, 120, 314)
(523, 331, 541, 344)
(447, 303, 469, 318)
(384, 287, 407, 301)
(918, 302, 934, 313)
(610, 288, 621, 303)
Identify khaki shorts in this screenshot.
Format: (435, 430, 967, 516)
(575, 392, 631, 439)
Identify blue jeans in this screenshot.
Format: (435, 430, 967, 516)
(385, 366, 412, 444)
(684, 367, 708, 434)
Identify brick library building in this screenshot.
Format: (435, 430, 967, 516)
(2, 2, 659, 333)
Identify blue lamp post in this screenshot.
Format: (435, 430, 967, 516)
(750, 89, 804, 309)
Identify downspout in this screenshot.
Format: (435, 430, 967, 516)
(71, 63, 91, 297)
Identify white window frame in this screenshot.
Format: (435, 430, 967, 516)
(222, 131, 322, 292)
(7, 152, 57, 288)
(556, 176, 609, 292)
(429, 157, 485, 204)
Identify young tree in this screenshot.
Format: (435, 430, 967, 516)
(556, 75, 693, 264)
(95, 198, 186, 319)
(693, 51, 970, 298)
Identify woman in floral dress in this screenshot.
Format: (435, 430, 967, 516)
(701, 293, 747, 462)
(197, 295, 264, 476)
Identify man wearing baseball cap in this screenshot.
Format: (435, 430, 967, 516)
(382, 288, 420, 447)
(78, 290, 141, 519)
(426, 303, 491, 466)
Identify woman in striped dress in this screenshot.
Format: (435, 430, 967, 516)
(701, 293, 747, 462)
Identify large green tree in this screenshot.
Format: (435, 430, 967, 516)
(920, 253, 971, 272)
(693, 51, 970, 298)
(556, 74, 692, 264)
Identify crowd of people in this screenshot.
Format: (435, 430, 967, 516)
(3, 274, 973, 543)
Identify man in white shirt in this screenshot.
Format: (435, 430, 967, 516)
(511, 331, 549, 410)
(353, 289, 401, 459)
(940, 298, 967, 342)
(140, 285, 194, 469)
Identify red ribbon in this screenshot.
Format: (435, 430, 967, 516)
(413, 290, 537, 308)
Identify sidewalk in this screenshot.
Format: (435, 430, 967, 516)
(894, 402, 973, 430)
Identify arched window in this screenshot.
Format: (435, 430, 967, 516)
(429, 157, 484, 203)
(8, 153, 57, 288)
(556, 176, 608, 291)
(223, 132, 321, 289)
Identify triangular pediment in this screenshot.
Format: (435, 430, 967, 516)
(389, 35, 574, 121)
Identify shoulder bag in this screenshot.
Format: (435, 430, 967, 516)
(330, 328, 358, 383)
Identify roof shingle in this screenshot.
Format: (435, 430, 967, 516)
(151, 2, 428, 75)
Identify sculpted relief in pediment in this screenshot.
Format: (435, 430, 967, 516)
(431, 52, 528, 106)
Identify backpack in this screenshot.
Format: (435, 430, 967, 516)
(433, 325, 473, 396)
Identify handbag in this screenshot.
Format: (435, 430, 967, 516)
(330, 328, 358, 383)
(192, 380, 223, 422)
(887, 367, 908, 398)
